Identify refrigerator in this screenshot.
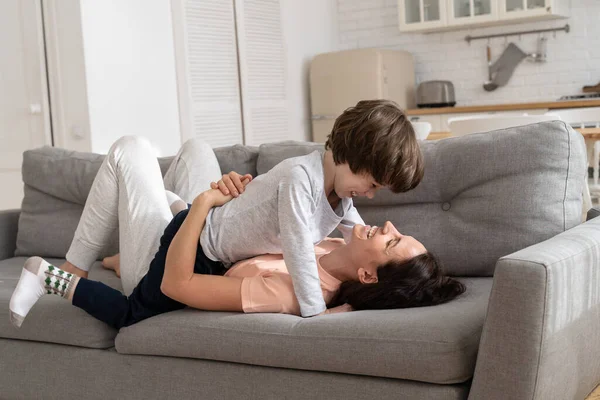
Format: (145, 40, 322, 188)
(309, 48, 416, 143)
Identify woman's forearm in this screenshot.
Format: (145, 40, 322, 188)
(162, 194, 212, 293)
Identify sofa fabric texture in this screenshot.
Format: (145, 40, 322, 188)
(468, 214, 600, 400)
(0, 339, 471, 400)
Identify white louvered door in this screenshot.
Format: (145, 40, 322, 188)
(234, 0, 288, 145)
(173, 0, 288, 146)
(172, 0, 244, 147)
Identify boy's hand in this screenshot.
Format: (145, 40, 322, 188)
(210, 172, 253, 198)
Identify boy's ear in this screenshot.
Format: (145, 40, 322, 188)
(357, 267, 378, 284)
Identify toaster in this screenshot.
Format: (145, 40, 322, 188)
(416, 80, 456, 108)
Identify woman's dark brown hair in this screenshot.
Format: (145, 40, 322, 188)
(325, 99, 424, 193)
(329, 252, 465, 310)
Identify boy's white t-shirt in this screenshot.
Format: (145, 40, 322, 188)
(199, 151, 364, 317)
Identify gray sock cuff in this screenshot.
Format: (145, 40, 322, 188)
(64, 276, 78, 299)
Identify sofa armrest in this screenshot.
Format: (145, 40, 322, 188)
(0, 209, 19, 261)
(469, 217, 600, 400)
(587, 206, 600, 221)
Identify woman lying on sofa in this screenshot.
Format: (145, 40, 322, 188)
(9, 137, 465, 330)
(100, 206, 464, 316)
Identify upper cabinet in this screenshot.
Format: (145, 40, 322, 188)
(398, 0, 569, 32)
(499, 0, 569, 21)
(399, 0, 447, 31)
(447, 0, 497, 26)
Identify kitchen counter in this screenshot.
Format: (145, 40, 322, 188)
(407, 99, 600, 116)
(427, 127, 600, 140)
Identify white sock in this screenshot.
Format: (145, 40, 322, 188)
(9, 257, 77, 328)
(165, 190, 188, 215)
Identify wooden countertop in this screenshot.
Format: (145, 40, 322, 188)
(407, 99, 600, 116)
(427, 127, 600, 140)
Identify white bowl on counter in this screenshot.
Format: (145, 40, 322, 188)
(410, 121, 432, 140)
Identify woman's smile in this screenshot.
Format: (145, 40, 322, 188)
(356, 225, 379, 240)
(367, 225, 378, 239)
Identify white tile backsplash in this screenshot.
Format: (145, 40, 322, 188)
(336, 0, 600, 106)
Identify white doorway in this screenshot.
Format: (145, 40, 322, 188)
(0, 0, 53, 210)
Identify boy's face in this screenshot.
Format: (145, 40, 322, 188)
(334, 163, 384, 199)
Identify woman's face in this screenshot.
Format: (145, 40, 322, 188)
(347, 221, 426, 271)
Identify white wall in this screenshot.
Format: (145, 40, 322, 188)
(280, 0, 339, 141)
(337, 0, 600, 106)
(80, 0, 181, 156)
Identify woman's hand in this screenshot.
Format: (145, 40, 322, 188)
(319, 303, 354, 315)
(210, 171, 253, 198)
(193, 189, 234, 208)
(194, 171, 252, 208)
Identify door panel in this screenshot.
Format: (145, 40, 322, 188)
(171, 0, 244, 147)
(0, 0, 52, 209)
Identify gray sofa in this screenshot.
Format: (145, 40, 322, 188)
(1, 120, 599, 400)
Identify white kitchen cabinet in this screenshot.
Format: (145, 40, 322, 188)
(408, 114, 442, 132)
(438, 109, 548, 131)
(447, 0, 497, 26)
(406, 109, 548, 134)
(499, 0, 569, 21)
(398, 0, 447, 32)
(398, 0, 569, 32)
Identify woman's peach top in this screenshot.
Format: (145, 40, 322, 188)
(224, 238, 344, 315)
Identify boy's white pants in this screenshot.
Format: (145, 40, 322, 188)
(65, 136, 221, 295)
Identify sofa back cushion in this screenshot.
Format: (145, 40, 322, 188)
(15, 144, 259, 259)
(257, 122, 585, 276)
(355, 120, 585, 276)
(16, 121, 585, 277)
(256, 141, 324, 174)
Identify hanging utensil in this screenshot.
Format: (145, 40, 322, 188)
(491, 43, 528, 87)
(483, 44, 498, 91)
(482, 42, 528, 91)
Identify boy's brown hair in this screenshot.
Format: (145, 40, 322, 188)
(325, 99, 424, 193)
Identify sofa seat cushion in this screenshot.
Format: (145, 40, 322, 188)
(115, 277, 491, 384)
(0, 257, 121, 348)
